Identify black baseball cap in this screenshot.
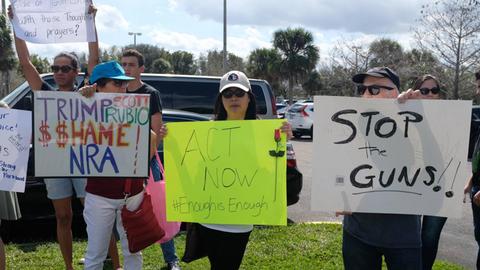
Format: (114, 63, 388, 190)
(352, 67, 400, 89)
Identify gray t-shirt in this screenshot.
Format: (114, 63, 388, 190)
(343, 213, 421, 248)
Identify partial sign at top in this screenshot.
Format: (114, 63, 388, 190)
(9, 0, 96, 43)
(311, 96, 471, 218)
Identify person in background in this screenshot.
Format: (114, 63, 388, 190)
(340, 67, 422, 270)
(464, 70, 480, 270)
(120, 49, 181, 270)
(398, 74, 446, 270)
(80, 61, 157, 270)
(8, 4, 121, 269)
(0, 101, 22, 270)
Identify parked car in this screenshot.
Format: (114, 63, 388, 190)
(276, 103, 288, 119)
(1, 75, 302, 221)
(469, 105, 480, 159)
(286, 102, 314, 138)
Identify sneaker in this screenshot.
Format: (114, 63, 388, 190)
(78, 256, 112, 265)
(167, 261, 181, 270)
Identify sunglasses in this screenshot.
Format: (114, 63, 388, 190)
(110, 79, 129, 87)
(51, 65, 74, 73)
(357, 84, 394, 96)
(419, 87, 440, 95)
(222, 88, 247, 98)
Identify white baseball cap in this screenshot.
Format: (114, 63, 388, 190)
(219, 71, 251, 93)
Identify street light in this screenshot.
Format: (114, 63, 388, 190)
(128, 32, 142, 47)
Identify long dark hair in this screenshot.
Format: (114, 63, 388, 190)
(213, 91, 257, 120)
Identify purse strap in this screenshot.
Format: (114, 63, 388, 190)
(124, 178, 132, 200)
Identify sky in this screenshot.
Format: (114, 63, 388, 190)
(23, 0, 430, 62)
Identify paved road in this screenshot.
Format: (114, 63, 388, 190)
(287, 138, 476, 269)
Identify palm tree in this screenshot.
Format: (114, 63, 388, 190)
(247, 48, 282, 94)
(273, 28, 319, 104)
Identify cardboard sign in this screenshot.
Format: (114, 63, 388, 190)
(0, 108, 32, 192)
(164, 119, 287, 225)
(33, 91, 150, 178)
(9, 0, 96, 43)
(311, 96, 471, 218)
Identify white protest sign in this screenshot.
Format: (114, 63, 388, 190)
(0, 108, 32, 193)
(311, 96, 471, 218)
(9, 0, 96, 43)
(33, 91, 150, 178)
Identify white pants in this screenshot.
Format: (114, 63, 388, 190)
(83, 191, 144, 270)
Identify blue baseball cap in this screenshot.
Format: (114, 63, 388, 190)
(89, 61, 134, 84)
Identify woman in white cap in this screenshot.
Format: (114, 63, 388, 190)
(193, 70, 292, 270)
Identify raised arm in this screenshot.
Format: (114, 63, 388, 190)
(87, 3, 99, 75)
(9, 5, 43, 90)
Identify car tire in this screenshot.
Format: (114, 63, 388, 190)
(293, 132, 302, 139)
(310, 126, 313, 138)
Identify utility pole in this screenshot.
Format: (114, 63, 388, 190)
(128, 32, 142, 47)
(222, 0, 227, 73)
(1, 0, 6, 15)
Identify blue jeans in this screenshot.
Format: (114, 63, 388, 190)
(150, 155, 163, 182)
(342, 230, 422, 270)
(421, 215, 447, 270)
(471, 185, 480, 269)
(161, 239, 179, 263)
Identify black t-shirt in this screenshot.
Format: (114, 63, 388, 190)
(127, 83, 163, 116)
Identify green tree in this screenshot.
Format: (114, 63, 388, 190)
(170, 50, 196, 74)
(414, 0, 480, 99)
(30, 54, 50, 74)
(197, 50, 245, 76)
(151, 58, 173, 73)
(123, 44, 170, 72)
(302, 70, 323, 97)
(273, 27, 319, 104)
(368, 38, 404, 70)
(247, 48, 282, 93)
(0, 14, 17, 97)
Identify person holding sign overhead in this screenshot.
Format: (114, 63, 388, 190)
(178, 71, 292, 270)
(340, 67, 422, 270)
(8, 3, 121, 270)
(79, 61, 157, 270)
(398, 74, 446, 270)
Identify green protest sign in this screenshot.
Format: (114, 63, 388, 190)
(164, 119, 287, 225)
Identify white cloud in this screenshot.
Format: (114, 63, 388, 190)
(95, 4, 129, 31)
(173, 0, 429, 34)
(148, 27, 271, 58)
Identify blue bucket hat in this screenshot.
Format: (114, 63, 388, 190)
(89, 61, 134, 84)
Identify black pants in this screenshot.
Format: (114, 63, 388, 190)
(198, 225, 251, 270)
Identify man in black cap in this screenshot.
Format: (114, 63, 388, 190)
(341, 67, 422, 270)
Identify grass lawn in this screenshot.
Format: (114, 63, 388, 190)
(5, 223, 465, 269)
